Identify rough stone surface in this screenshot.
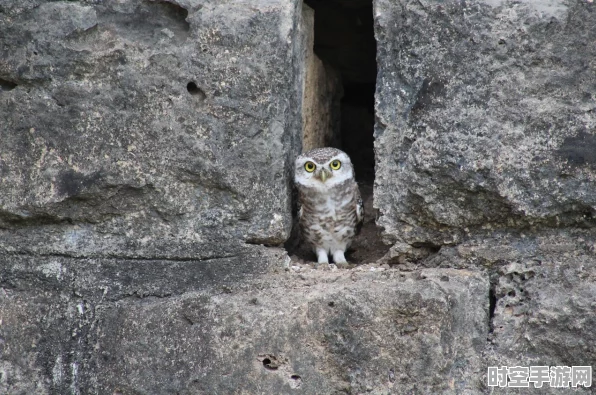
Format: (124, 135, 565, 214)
(374, 0, 596, 246)
(0, 0, 306, 258)
(370, 0, 596, 392)
(0, 246, 288, 394)
(91, 268, 488, 394)
(0, 0, 308, 392)
(419, 230, 596, 393)
(1, 0, 595, 393)
(0, 289, 72, 395)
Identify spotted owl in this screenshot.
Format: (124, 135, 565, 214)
(294, 147, 363, 266)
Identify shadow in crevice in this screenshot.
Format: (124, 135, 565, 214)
(306, 0, 377, 183)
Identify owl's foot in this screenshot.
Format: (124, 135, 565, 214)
(316, 248, 329, 266)
(332, 250, 348, 267)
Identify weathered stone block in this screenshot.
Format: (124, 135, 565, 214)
(90, 268, 489, 394)
(0, 246, 289, 393)
(486, 233, 596, 369)
(428, 230, 596, 393)
(0, 0, 307, 258)
(374, 0, 596, 246)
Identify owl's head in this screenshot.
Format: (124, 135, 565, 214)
(294, 147, 354, 189)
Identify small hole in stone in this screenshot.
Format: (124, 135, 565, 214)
(262, 358, 278, 370)
(186, 82, 206, 100)
(508, 290, 516, 297)
(328, 301, 335, 307)
(0, 78, 17, 92)
(289, 374, 302, 388)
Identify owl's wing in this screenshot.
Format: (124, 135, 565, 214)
(355, 186, 364, 235)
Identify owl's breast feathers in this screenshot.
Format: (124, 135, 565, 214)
(298, 179, 362, 239)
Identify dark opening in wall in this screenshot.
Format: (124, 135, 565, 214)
(304, 0, 377, 182)
(288, 0, 388, 265)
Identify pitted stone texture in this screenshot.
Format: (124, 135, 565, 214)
(482, 234, 596, 378)
(0, 246, 289, 392)
(0, 0, 305, 258)
(0, 289, 81, 395)
(90, 268, 489, 394)
(373, 0, 596, 246)
(424, 230, 596, 393)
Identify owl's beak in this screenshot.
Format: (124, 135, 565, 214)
(318, 168, 330, 182)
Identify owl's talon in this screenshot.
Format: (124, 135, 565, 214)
(332, 250, 348, 266)
(316, 248, 329, 265)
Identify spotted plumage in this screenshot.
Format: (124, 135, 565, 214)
(294, 147, 363, 266)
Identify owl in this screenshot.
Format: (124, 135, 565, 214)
(294, 147, 363, 266)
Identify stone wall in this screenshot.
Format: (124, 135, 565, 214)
(375, 0, 596, 248)
(1, 0, 305, 392)
(373, 0, 596, 393)
(1, 0, 595, 393)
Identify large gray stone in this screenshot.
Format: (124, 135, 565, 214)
(0, 0, 308, 391)
(0, 0, 306, 258)
(90, 268, 489, 394)
(0, 246, 289, 393)
(371, 0, 596, 383)
(374, 0, 596, 247)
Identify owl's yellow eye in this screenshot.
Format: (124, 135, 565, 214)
(330, 160, 341, 170)
(304, 161, 316, 173)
